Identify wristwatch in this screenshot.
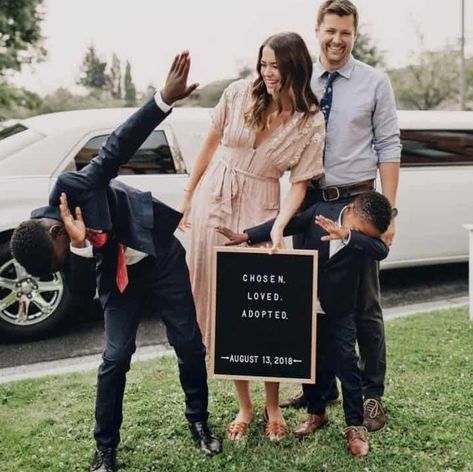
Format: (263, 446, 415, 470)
(391, 207, 399, 218)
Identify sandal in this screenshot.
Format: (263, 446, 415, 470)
(265, 420, 289, 442)
(263, 408, 288, 442)
(226, 420, 250, 442)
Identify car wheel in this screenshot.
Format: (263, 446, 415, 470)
(0, 241, 72, 340)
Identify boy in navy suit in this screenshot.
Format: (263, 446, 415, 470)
(11, 52, 221, 472)
(217, 191, 392, 457)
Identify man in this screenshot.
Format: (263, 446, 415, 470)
(283, 0, 401, 432)
(217, 191, 393, 456)
(11, 52, 221, 472)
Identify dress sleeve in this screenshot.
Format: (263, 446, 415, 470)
(289, 117, 325, 183)
(210, 87, 229, 132)
(210, 79, 251, 133)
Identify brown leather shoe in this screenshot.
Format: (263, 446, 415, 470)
(363, 398, 386, 432)
(293, 413, 329, 437)
(345, 426, 369, 457)
(279, 390, 307, 409)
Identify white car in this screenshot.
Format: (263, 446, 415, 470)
(1, 107, 472, 339)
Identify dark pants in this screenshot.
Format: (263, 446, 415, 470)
(294, 185, 386, 399)
(94, 237, 208, 449)
(303, 312, 363, 426)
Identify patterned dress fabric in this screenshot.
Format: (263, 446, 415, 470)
(189, 79, 325, 347)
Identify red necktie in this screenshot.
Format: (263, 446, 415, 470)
(85, 231, 129, 293)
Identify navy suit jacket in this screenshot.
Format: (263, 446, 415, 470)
(245, 201, 389, 315)
(31, 97, 182, 298)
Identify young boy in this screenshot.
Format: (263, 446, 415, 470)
(217, 191, 392, 457)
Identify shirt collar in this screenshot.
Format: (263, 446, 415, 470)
(337, 205, 348, 226)
(314, 55, 355, 80)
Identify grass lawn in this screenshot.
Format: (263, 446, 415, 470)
(1, 307, 473, 472)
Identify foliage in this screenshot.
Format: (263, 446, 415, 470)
(110, 53, 122, 99)
(353, 29, 385, 68)
(0, 308, 472, 471)
(388, 48, 465, 110)
(0, 80, 42, 119)
(124, 60, 136, 106)
(0, 0, 46, 76)
(78, 45, 110, 91)
(179, 78, 236, 108)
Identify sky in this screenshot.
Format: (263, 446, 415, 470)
(10, 0, 473, 95)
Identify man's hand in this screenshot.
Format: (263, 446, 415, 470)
(59, 193, 86, 248)
(382, 219, 395, 247)
(216, 226, 248, 246)
(161, 50, 199, 105)
(315, 215, 350, 242)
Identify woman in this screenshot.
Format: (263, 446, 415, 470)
(180, 32, 325, 442)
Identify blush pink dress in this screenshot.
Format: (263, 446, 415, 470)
(189, 79, 325, 347)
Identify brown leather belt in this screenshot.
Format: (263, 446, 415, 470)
(317, 180, 376, 202)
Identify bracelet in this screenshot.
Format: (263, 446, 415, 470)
(184, 188, 193, 193)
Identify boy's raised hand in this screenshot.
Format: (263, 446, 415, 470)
(161, 50, 199, 105)
(215, 226, 249, 246)
(59, 192, 86, 248)
(315, 214, 350, 242)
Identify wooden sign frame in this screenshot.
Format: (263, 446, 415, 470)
(209, 246, 318, 383)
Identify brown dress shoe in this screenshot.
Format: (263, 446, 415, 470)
(363, 398, 386, 432)
(279, 390, 307, 409)
(345, 426, 369, 457)
(293, 413, 329, 437)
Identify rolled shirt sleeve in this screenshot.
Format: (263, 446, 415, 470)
(372, 74, 402, 163)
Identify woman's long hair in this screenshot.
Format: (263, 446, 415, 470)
(245, 32, 320, 131)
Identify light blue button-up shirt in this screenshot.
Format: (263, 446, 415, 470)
(312, 56, 401, 188)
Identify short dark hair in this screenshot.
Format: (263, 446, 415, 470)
(316, 0, 359, 33)
(353, 192, 392, 234)
(10, 220, 55, 276)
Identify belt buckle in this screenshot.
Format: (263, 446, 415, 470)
(322, 187, 340, 202)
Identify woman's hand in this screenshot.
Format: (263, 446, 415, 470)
(269, 224, 284, 254)
(215, 226, 248, 246)
(178, 194, 193, 232)
(315, 214, 350, 241)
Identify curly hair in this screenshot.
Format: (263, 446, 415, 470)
(245, 32, 319, 131)
(10, 220, 55, 277)
(353, 192, 392, 234)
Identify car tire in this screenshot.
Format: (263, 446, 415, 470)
(0, 240, 73, 340)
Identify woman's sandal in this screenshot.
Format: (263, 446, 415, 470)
(263, 408, 288, 442)
(226, 420, 250, 442)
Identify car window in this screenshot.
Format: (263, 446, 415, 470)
(0, 124, 44, 162)
(401, 130, 473, 166)
(74, 130, 181, 174)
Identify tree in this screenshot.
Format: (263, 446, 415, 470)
(388, 48, 460, 110)
(0, 0, 46, 77)
(0, 80, 42, 119)
(79, 45, 110, 91)
(352, 29, 385, 68)
(110, 53, 122, 99)
(123, 60, 136, 106)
